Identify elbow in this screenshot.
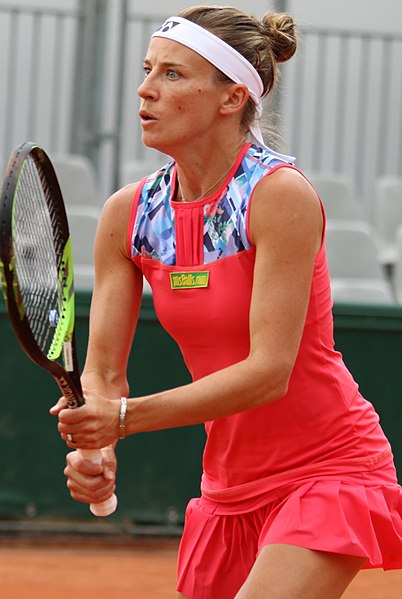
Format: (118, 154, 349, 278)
(272, 373, 290, 401)
(247, 354, 293, 408)
(268, 365, 291, 402)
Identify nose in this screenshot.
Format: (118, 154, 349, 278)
(137, 75, 159, 101)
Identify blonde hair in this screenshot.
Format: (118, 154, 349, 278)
(177, 5, 297, 136)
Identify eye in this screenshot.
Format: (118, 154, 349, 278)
(166, 69, 179, 80)
(143, 66, 151, 77)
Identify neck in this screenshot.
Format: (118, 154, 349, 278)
(175, 138, 245, 203)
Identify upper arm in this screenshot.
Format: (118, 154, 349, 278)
(82, 183, 143, 395)
(248, 167, 323, 380)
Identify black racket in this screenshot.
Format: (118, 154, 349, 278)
(0, 142, 117, 517)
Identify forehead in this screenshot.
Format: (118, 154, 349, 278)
(146, 37, 217, 74)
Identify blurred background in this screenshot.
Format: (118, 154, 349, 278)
(1, 0, 401, 208)
(0, 0, 401, 536)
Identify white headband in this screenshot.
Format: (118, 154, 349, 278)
(152, 16, 266, 146)
(152, 16, 295, 162)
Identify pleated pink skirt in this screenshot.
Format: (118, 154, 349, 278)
(177, 463, 402, 599)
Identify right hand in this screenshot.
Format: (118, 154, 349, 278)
(64, 445, 117, 506)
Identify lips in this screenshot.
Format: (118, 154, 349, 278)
(139, 110, 156, 123)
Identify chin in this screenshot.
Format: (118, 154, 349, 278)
(142, 134, 164, 152)
(143, 138, 175, 158)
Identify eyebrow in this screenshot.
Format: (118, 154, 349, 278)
(143, 58, 187, 69)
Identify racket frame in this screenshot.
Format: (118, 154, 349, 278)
(0, 142, 117, 517)
(0, 142, 83, 408)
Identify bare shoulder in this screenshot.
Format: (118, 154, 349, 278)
(96, 182, 140, 258)
(101, 182, 139, 224)
(249, 167, 323, 250)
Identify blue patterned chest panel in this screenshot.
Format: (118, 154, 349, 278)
(131, 145, 292, 266)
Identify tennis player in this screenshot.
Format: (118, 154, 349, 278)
(51, 5, 402, 598)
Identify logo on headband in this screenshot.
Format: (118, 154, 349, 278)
(157, 20, 180, 33)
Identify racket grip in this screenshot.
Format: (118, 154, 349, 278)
(78, 449, 118, 517)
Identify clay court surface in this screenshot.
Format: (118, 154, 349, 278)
(1, 535, 401, 599)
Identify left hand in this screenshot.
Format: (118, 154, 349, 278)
(63, 446, 117, 506)
(50, 391, 121, 449)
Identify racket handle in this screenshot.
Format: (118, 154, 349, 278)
(79, 449, 118, 517)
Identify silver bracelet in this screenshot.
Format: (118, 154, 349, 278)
(119, 396, 127, 440)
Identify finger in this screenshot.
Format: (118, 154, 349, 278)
(66, 450, 104, 476)
(62, 433, 75, 448)
(100, 446, 118, 481)
(67, 481, 116, 505)
(103, 465, 116, 481)
(101, 445, 117, 465)
(59, 427, 77, 444)
(58, 404, 90, 425)
(64, 465, 112, 490)
(49, 396, 68, 415)
(63, 434, 82, 449)
(63, 437, 106, 451)
(64, 461, 116, 503)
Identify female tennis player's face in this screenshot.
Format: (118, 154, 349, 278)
(138, 37, 228, 154)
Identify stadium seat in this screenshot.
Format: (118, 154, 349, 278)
(66, 205, 100, 290)
(307, 172, 360, 220)
(325, 220, 395, 304)
(372, 176, 402, 266)
(330, 278, 394, 305)
(52, 153, 99, 208)
(326, 220, 384, 278)
(120, 160, 159, 186)
(392, 224, 402, 304)
(120, 153, 170, 187)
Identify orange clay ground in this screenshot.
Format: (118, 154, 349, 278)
(0, 535, 401, 598)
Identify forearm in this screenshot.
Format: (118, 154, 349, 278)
(124, 353, 290, 435)
(80, 184, 143, 405)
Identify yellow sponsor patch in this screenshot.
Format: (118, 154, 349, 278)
(170, 271, 209, 290)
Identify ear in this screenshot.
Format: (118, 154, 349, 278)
(219, 83, 249, 116)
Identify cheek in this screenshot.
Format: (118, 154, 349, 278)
(174, 88, 208, 114)
(174, 103, 197, 118)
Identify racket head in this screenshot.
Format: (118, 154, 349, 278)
(0, 142, 83, 407)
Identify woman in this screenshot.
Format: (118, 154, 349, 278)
(51, 6, 402, 598)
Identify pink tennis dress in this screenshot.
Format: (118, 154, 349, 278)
(129, 143, 402, 598)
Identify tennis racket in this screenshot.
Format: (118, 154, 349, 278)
(0, 141, 117, 517)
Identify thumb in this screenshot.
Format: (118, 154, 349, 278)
(101, 446, 117, 481)
(103, 464, 116, 481)
(49, 396, 68, 416)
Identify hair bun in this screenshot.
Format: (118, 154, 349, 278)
(261, 13, 297, 63)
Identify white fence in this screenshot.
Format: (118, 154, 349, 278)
(0, 1, 401, 213)
(282, 26, 402, 218)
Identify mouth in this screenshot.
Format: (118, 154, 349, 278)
(139, 110, 156, 124)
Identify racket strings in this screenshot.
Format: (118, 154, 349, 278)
(12, 156, 66, 355)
